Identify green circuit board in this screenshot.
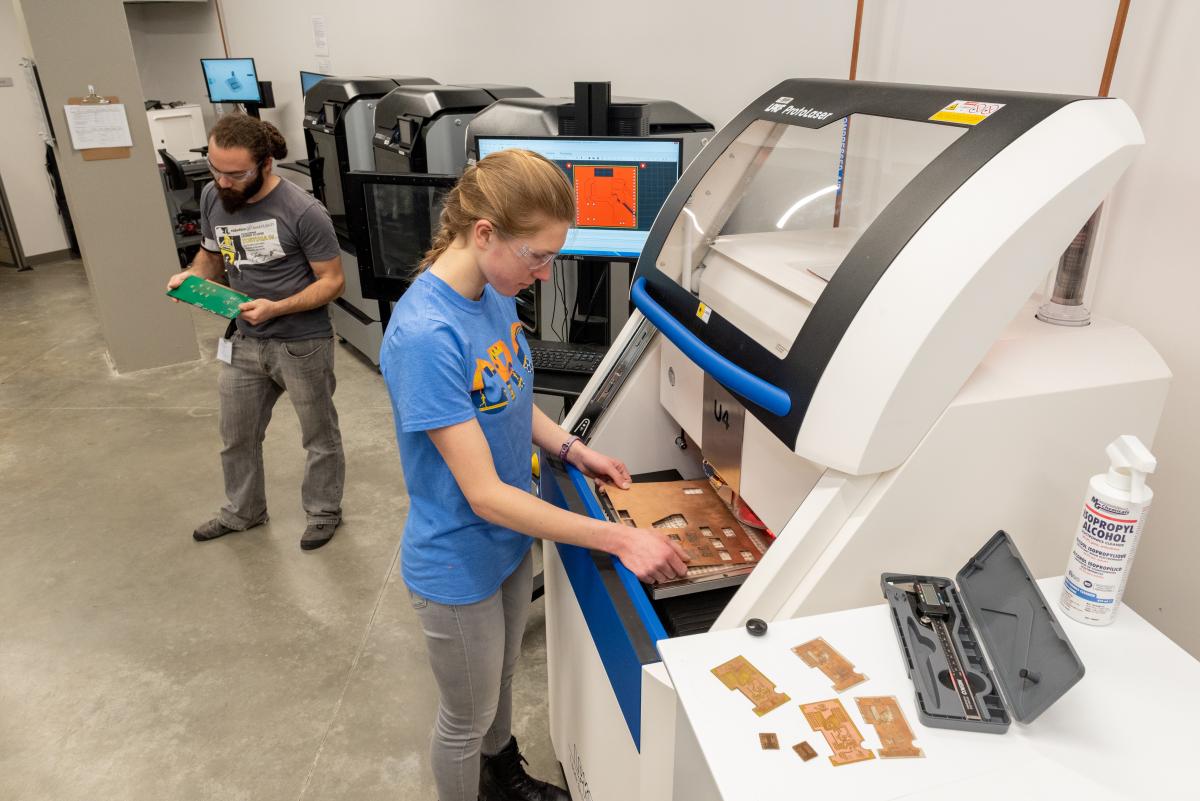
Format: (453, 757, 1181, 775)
(167, 275, 252, 319)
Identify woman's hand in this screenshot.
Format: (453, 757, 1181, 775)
(611, 526, 691, 584)
(567, 442, 632, 489)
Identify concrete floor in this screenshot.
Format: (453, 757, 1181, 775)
(0, 260, 560, 800)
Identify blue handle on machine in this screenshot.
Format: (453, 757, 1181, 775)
(630, 277, 792, 416)
(566, 464, 670, 645)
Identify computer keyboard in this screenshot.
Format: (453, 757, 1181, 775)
(529, 339, 607, 375)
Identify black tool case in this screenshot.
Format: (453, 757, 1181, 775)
(881, 531, 1085, 733)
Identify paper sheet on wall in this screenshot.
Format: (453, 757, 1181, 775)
(311, 16, 329, 57)
(63, 103, 133, 150)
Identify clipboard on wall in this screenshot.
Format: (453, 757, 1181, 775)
(65, 87, 132, 161)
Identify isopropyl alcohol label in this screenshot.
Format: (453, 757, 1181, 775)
(1060, 494, 1150, 625)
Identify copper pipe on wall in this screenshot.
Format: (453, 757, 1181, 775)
(833, 0, 866, 228)
(1099, 0, 1132, 97)
(849, 0, 865, 81)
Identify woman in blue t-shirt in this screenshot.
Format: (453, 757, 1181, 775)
(380, 149, 688, 801)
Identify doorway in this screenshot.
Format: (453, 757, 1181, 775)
(0, 170, 29, 270)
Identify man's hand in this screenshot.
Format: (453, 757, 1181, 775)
(166, 270, 191, 302)
(237, 298, 280, 326)
(612, 527, 690, 585)
(568, 442, 633, 489)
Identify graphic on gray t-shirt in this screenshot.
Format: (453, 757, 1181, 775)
(201, 179, 340, 340)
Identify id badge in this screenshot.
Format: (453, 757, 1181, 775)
(217, 337, 233, 364)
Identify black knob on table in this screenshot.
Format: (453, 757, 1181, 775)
(746, 618, 768, 637)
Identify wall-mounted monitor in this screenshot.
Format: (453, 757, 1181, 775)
(300, 70, 330, 97)
(201, 57, 263, 104)
(474, 136, 682, 260)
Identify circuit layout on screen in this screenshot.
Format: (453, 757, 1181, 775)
(574, 165, 638, 228)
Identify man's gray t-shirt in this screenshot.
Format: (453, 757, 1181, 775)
(200, 178, 340, 340)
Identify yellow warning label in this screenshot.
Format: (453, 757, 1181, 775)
(696, 302, 712, 323)
(929, 99, 1005, 126)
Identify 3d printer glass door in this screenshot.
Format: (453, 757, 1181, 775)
(366, 182, 449, 279)
(346, 172, 457, 303)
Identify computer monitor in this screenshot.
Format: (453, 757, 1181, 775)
(474, 136, 682, 260)
(300, 71, 329, 97)
(201, 58, 262, 104)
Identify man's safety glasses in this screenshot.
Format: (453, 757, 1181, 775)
(207, 159, 262, 182)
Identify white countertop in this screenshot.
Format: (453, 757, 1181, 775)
(658, 577, 1199, 800)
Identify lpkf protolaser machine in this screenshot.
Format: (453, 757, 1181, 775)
(537, 79, 1170, 800)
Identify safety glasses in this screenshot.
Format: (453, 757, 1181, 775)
(506, 239, 558, 270)
(207, 158, 262, 182)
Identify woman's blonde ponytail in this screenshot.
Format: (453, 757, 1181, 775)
(420, 149, 574, 269)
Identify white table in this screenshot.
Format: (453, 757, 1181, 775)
(658, 578, 1199, 800)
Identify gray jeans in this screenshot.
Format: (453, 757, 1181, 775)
(216, 332, 344, 529)
(410, 550, 533, 801)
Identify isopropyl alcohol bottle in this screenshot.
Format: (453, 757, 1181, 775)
(1060, 435, 1156, 626)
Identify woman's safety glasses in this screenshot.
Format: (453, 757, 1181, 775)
(496, 228, 558, 270)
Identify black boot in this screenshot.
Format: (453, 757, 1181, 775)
(479, 736, 570, 801)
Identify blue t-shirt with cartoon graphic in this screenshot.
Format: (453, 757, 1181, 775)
(380, 270, 535, 605)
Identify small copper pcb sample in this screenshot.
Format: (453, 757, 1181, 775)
(759, 732, 780, 750)
(800, 698, 876, 767)
(792, 741, 818, 762)
(792, 637, 867, 692)
(710, 655, 790, 717)
(856, 696, 924, 759)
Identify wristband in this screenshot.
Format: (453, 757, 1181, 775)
(558, 435, 580, 463)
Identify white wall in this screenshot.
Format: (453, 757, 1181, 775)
(0, 0, 68, 258)
(216, 0, 859, 168)
(1093, 1, 1200, 654)
(210, 0, 1198, 655)
(859, 0, 1115, 94)
(125, 0, 225, 131)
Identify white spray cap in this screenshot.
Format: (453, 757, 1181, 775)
(1105, 435, 1157, 503)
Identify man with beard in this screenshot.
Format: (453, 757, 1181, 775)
(166, 114, 346, 550)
